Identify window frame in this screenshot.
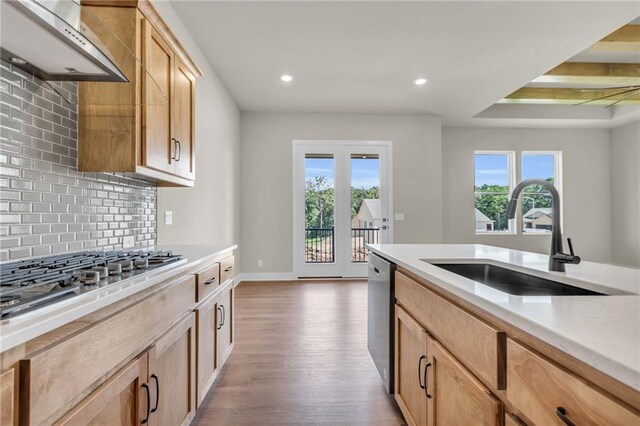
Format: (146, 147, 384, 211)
(520, 151, 563, 236)
(474, 150, 516, 235)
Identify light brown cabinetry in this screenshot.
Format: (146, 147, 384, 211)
(54, 355, 149, 426)
(148, 314, 197, 426)
(0, 368, 15, 426)
(427, 338, 502, 426)
(79, 0, 201, 187)
(217, 286, 234, 367)
(196, 262, 220, 303)
(196, 294, 219, 406)
(507, 339, 640, 426)
(394, 305, 428, 426)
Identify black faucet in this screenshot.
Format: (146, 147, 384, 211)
(506, 179, 581, 272)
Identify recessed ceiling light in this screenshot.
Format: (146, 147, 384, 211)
(281, 74, 293, 82)
(414, 78, 428, 86)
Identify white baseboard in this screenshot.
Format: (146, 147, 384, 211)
(235, 272, 297, 283)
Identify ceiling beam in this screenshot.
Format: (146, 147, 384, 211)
(501, 87, 640, 105)
(588, 24, 640, 52)
(533, 62, 640, 85)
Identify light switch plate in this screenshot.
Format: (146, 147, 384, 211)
(164, 211, 173, 225)
(395, 213, 405, 221)
(123, 236, 134, 249)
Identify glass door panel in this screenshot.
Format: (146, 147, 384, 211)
(350, 154, 381, 263)
(304, 155, 335, 264)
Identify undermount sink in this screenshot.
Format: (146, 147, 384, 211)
(428, 262, 606, 296)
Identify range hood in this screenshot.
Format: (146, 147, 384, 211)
(0, 0, 127, 82)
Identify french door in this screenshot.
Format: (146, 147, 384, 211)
(293, 140, 393, 278)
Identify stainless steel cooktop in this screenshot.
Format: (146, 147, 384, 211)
(0, 250, 184, 318)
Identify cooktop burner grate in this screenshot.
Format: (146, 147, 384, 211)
(0, 250, 183, 318)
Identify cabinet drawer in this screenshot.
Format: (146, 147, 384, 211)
(507, 339, 640, 426)
(20, 275, 196, 425)
(220, 256, 235, 283)
(196, 262, 220, 302)
(395, 271, 506, 390)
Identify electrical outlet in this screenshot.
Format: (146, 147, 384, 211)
(164, 211, 173, 225)
(123, 236, 134, 249)
(258, 259, 264, 267)
(395, 213, 405, 221)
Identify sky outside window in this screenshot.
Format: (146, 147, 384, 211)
(305, 157, 379, 188)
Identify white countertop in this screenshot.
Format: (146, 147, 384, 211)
(368, 244, 640, 392)
(0, 244, 236, 353)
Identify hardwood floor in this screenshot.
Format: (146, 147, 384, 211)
(193, 280, 404, 425)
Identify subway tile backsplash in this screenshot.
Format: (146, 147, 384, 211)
(0, 60, 156, 261)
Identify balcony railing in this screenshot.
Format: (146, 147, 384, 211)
(351, 227, 380, 263)
(305, 228, 335, 263)
(304, 227, 380, 264)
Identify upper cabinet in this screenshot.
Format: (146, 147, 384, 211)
(78, 0, 201, 187)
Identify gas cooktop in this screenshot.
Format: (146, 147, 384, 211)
(0, 250, 184, 319)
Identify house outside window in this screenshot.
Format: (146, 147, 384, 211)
(521, 151, 562, 234)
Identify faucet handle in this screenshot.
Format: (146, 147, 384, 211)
(553, 237, 581, 265)
(567, 238, 575, 257)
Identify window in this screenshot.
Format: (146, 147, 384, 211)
(473, 150, 562, 235)
(521, 152, 562, 234)
(474, 152, 515, 234)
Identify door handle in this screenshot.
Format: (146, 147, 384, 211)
(217, 306, 223, 330)
(150, 374, 159, 413)
(424, 362, 432, 398)
(417, 355, 426, 389)
(141, 383, 151, 424)
(171, 138, 177, 160)
(221, 304, 226, 327)
(176, 140, 181, 161)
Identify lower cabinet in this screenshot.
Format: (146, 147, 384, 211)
(394, 304, 503, 426)
(55, 313, 196, 426)
(394, 305, 428, 426)
(196, 294, 220, 406)
(0, 369, 15, 426)
(54, 355, 149, 425)
(427, 338, 502, 426)
(148, 313, 197, 426)
(218, 286, 234, 367)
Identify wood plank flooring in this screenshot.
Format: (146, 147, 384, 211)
(193, 280, 404, 425)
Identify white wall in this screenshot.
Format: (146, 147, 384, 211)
(153, 2, 241, 248)
(610, 121, 640, 268)
(240, 112, 442, 274)
(442, 127, 613, 263)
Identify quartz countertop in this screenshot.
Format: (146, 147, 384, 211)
(0, 244, 237, 352)
(368, 243, 640, 392)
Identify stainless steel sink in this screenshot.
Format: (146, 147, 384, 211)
(429, 263, 605, 296)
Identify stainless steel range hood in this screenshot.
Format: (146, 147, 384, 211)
(0, 0, 127, 82)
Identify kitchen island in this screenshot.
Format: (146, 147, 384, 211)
(369, 243, 640, 426)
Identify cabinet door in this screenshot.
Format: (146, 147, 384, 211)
(173, 57, 196, 180)
(142, 19, 174, 174)
(149, 314, 196, 426)
(427, 338, 502, 426)
(217, 287, 234, 367)
(54, 355, 149, 426)
(196, 295, 219, 406)
(394, 305, 428, 426)
(0, 369, 14, 426)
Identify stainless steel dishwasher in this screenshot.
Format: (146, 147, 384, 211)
(367, 252, 395, 393)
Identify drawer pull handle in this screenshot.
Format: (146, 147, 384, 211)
(417, 355, 426, 389)
(217, 306, 223, 330)
(424, 362, 432, 399)
(141, 383, 151, 424)
(204, 276, 217, 285)
(556, 407, 576, 426)
(150, 374, 159, 413)
(224, 266, 233, 273)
